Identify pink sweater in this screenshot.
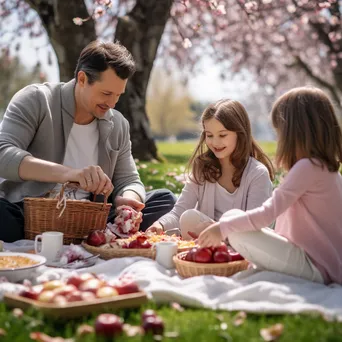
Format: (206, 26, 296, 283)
(219, 158, 342, 284)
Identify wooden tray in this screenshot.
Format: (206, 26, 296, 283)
(82, 242, 192, 260)
(82, 242, 156, 260)
(4, 291, 148, 318)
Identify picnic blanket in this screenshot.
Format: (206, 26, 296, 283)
(2, 240, 342, 320)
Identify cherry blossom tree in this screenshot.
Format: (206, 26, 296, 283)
(0, 0, 341, 159)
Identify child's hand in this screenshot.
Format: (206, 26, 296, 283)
(145, 221, 164, 235)
(198, 222, 223, 247)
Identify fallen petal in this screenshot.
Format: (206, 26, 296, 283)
(12, 308, 24, 318)
(171, 302, 184, 312)
(233, 311, 247, 326)
(123, 324, 144, 337)
(76, 324, 94, 336)
(260, 323, 284, 341)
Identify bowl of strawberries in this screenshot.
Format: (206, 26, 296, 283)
(173, 244, 249, 278)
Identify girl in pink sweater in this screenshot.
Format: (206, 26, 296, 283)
(198, 87, 342, 285)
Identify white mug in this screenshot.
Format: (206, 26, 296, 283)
(34, 231, 63, 262)
(155, 241, 178, 269)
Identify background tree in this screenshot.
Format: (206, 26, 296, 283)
(146, 68, 198, 138)
(0, 49, 45, 117)
(0, 0, 340, 160)
(0, 0, 173, 160)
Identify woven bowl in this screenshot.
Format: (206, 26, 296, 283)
(174, 252, 249, 278)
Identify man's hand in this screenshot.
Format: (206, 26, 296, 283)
(64, 165, 113, 195)
(146, 221, 164, 235)
(115, 195, 145, 212)
(198, 222, 223, 248)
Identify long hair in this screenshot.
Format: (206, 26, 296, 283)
(188, 99, 274, 186)
(271, 87, 342, 172)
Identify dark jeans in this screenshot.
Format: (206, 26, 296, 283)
(107, 188, 177, 231)
(0, 189, 176, 242)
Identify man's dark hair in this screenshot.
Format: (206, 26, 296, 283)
(74, 40, 136, 83)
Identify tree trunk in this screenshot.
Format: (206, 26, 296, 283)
(26, 0, 96, 82)
(114, 0, 174, 160)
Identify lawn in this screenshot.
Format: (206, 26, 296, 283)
(0, 140, 341, 342)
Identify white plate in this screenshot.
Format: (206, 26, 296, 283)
(0, 252, 46, 283)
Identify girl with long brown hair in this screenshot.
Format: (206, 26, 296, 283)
(146, 99, 274, 239)
(199, 87, 342, 285)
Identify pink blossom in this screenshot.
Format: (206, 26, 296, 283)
(182, 38, 192, 49)
(72, 17, 83, 26)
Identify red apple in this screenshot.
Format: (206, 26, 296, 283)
(66, 275, 84, 288)
(229, 251, 244, 261)
(140, 241, 152, 249)
(94, 313, 123, 337)
(214, 244, 228, 253)
(128, 240, 139, 249)
(52, 295, 68, 305)
(42, 280, 64, 291)
(79, 278, 104, 293)
(193, 248, 213, 263)
(142, 310, 157, 322)
(213, 251, 231, 263)
(142, 316, 164, 335)
(19, 288, 41, 300)
(114, 280, 140, 295)
(73, 273, 97, 289)
(96, 286, 118, 298)
(38, 290, 56, 303)
(54, 284, 78, 297)
(136, 235, 148, 245)
(185, 248, 198, 262)
(65, 291, 83, 302)
(86, 230, 106, 247)
(80, 291, 97, 302)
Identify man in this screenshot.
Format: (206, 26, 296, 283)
(0, 40, 176, 242)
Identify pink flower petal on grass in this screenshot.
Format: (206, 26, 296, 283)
(260, 323, 284, 341)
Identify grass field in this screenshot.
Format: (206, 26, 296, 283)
(1, 141, 341, 342)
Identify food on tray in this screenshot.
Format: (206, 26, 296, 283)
(85, 230, 196, 250)
(18, 273, 141, 304)
(0, 256, 39, 269)
(181, 244, 244, 263)
(113, 205, 143, 235)
(86, 230, 107, 247)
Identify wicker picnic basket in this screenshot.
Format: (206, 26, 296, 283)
(24, 182, 112, 244)
(81, 242, 156, 260)
(174, 252, 249, 278)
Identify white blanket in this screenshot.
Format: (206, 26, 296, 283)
(2, 240, 342, 320)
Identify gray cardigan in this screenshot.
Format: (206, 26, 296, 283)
(0, 79, 146, 203)
(158, 157, 273, 230)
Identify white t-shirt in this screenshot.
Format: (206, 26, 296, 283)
(214, 182, 238, 221)
(51, 120, 99, 200)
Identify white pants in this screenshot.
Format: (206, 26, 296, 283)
(180, 209, 324, 284)
(228, 228, 324, 283)
(180, 209, 215, 240)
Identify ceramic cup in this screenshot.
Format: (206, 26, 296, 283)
(155, 241, 178, 269)
(34, 231, 63, 263)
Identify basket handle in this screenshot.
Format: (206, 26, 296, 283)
(58, 182, 110, 209)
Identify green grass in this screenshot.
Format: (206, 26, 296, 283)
(1, 140, 340, 341)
